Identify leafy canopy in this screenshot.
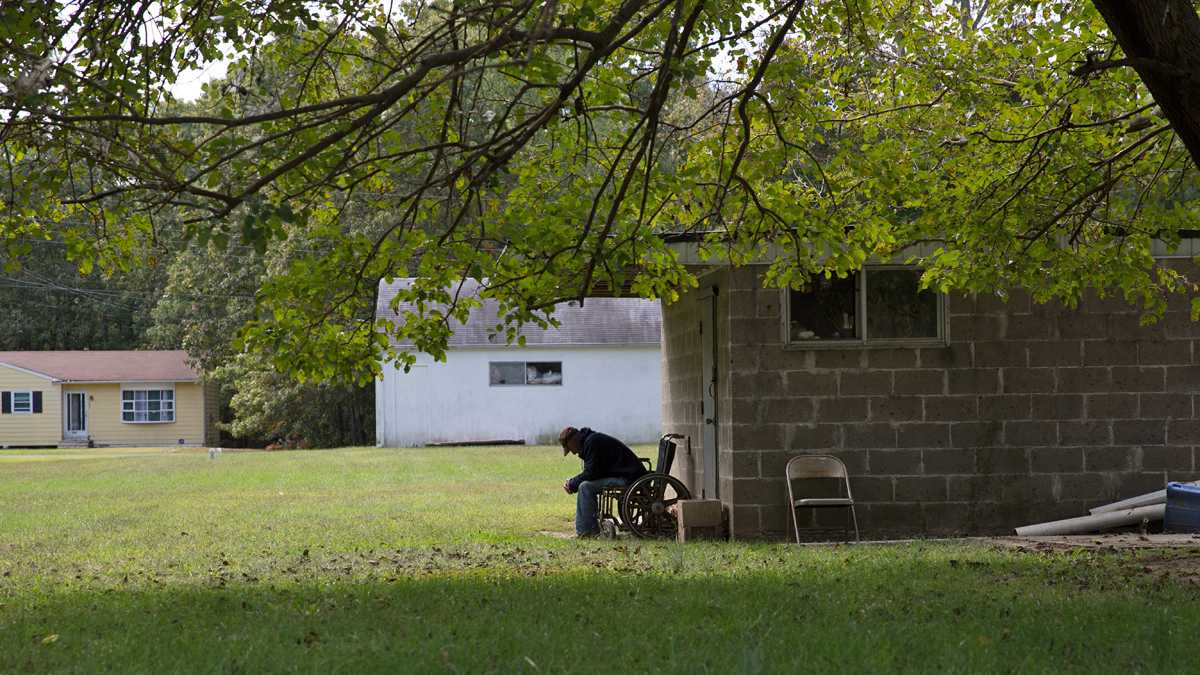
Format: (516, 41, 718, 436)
(1, 0, 1196, 382)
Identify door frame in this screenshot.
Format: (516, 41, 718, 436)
(699, 287, 719, 499)
(63, 390, 88, 440)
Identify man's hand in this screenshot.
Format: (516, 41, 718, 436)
(563, 480, 573, 494)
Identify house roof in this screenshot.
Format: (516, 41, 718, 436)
(0, 350, 200, 382)
(377, 279, 661, 347)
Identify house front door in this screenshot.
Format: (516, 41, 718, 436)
(64, 391, 88, 440)
(699, 288, 719, 499)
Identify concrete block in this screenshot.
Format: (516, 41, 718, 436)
(979, 394, 1032, 420)
(787, 424, 840, 450)
(1139, 393, 1192, 419)
(1056, 473, 1117, 502)
(975, 447, 1029, 474)
(975, 341, 1029, 367)
(670, 500, 726, 542)
(762, 398, 816, 424)
(1108, 315, 1165, 341)
(815, 397, 869, 422)
(1002, 367, 1056, 394)
(919, 345, 970, 369)
(868, 448, 923, 475)
(731, 424, 785, 451)
(1141, 445, 1193, 472)
(1030, 447, 1084, 473)
(1084, 341, 1139, 366)
(1139, 340, 1192, 365)
(1084, 446, 1135, 472)
(1167, 420, 1200, 445)
(1085, 393, 1138, 419)
(785, 371, 837, 396)
(840, 370, 893, 396)
(923, 395, 978, 422)
(948, 368, 1000, 394)
(1005, 314, 1053, 340)
(1057, 314, 1108, 339)
(1166, 366, 1200, 392)
(1004, 420, 1058, 447)
(1031, 394, 1084, 420)
(1028, 341, 1083, 367)
(843, 423, 896, 449)
(851, 476, 894, 501)
(869, 396, 923, 422)
(950, 421, 1003, 448)
(1112, 366, 1166, 392)
(1056, 367, 1112, 393)
(1112, 419, 1166, 446)
(813, 350, 866, 370)
(923, 448, 977, 474)
(894, 476, 948, 501)
(893, 370, 945, 395)
(867, 349, 918, 369)
(1059, 421, 1112, 446)
(896, 423, 951, 449)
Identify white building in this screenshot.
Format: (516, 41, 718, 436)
(375, 279, 662, 447)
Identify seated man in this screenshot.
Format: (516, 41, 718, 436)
(560, 425, 648, 538)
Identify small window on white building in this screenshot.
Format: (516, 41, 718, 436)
(122, 388, 175, 423)
(787, 267, 942, 344)
(489, 361, 563, 386)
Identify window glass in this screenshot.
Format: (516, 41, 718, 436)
(489, 362, 526, 385)
(11, 391, 31, 413)
(526, 362, 563, 385)
(121, 389, 176, 422)
(788, 274, 858, 341)
(866, 269, 939, 339)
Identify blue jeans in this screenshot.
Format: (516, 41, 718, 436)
(576, 477, 629, 535)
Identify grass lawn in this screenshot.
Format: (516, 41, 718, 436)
(2, 446, 1199, 673)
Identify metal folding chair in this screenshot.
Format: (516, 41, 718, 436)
(785, 455, 859, 542)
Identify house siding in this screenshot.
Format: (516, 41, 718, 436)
(0, 365, 61, 446)
(377, 345, 662, 447)
(64, 382, 208, 447)
(663, 265, 1200, 538)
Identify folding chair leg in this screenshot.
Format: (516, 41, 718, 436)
(849, 505, 860, 542)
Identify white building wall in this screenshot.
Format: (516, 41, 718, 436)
(376, 345, 662, 447)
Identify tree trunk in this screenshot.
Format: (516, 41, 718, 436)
(1091, 0, 1200, 167)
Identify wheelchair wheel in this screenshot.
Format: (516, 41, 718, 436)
(619, 473, 692, 539)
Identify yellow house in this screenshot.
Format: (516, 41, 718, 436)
(0, 351, 218, 448)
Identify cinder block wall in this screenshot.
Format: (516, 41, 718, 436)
(664, 265, 1200, 539)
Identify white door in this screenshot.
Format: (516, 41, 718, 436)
(64, 391, 88, 440)
(700, 290, 719, 499)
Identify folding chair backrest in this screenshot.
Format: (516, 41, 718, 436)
(786, 455, 850, 481)
(656, 435, 679, 475)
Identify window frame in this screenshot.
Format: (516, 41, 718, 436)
(10, 390, 33, 414)
(783, 265, 947, 349)
(120, 384, 177, 424)
(488, 360, 564, 386)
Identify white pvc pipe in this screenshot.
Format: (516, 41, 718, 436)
(1014, 504, 1165, 537)
(1088, 480, 1200, 515)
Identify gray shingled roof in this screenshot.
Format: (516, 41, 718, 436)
(377, 279, 661, 347)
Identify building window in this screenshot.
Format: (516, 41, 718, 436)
(11, 391, 32, 414)
(122, 389, 175, 423)
(489, 361, 563, 386)
(787, 267, 942, 344)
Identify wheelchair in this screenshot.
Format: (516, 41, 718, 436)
(596, 433, 693, 539)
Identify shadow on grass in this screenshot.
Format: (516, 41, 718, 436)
(3, 552, 1195, 674)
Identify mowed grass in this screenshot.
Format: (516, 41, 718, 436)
(2, 446, 1199, 673)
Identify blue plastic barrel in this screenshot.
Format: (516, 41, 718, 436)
(1163, 482, 1200, 533)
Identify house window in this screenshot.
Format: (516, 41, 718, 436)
(122, 388, 175, 423)
(787, 267, 942, 344)
(489, 361, 563, 386)
(11, 391, 32, 414)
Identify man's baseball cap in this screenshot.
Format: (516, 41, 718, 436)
(558, 426, 578, 455)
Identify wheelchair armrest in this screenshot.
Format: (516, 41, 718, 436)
(639, 457, 652, 470)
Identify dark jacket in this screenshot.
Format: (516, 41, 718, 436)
(567, 428, 647, 492)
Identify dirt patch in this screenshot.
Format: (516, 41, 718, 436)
(995, 533, 1200, 586)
